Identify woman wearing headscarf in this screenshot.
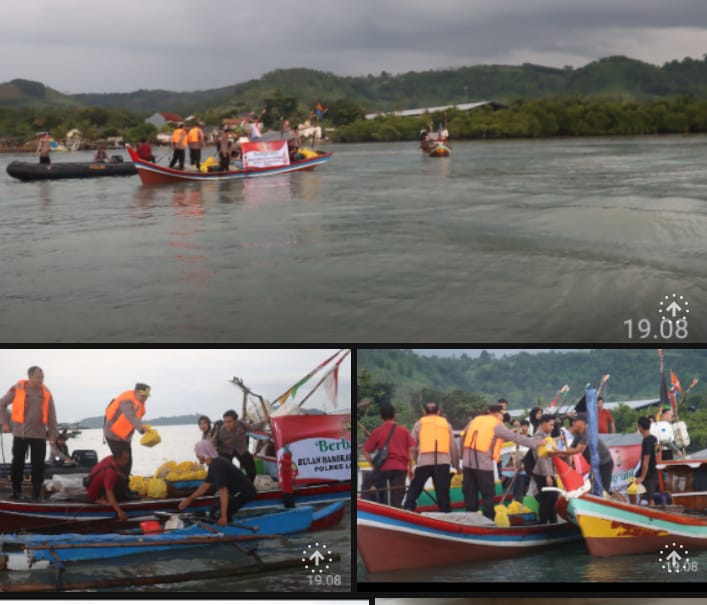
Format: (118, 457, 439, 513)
(178, 440, 257, 526)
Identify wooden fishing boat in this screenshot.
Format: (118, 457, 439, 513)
(357, 498, 580, 574)
(0, 480, 351, 533)
(15, 501, 344, 565)
(422, 138, 451, 157)
(126, 142, 332, 185)
(555, 457, 707, 557)
(6, 159, 136, 181)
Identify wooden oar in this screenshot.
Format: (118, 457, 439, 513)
(24, 533, 278, 551)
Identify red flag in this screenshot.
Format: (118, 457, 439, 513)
(670, 369, 682, 394)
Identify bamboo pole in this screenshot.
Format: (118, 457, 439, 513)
(298, 350, 350, 409)
(0, 554, 341, 592)
(25, 533, 279, 551)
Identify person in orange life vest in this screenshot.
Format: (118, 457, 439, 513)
(402, 402, 458, 513)
(103, 383, 150, 498)
(187, 121, 206, 170)
(361, 403, 415, 508)
(279, 446, 299, 508)
(460, 403, 539, 520)
(169, 122, 188, 170)
(86, 449, 131, 522)
(597, 396, 616, 433)
(0, 366, 59, 501)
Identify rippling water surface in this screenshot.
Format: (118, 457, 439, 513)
(2, 137, 707, 342)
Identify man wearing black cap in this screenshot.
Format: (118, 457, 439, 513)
(103, 383, 151, 497)
(549, 413, 614, 494)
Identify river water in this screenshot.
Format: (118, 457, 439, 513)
(0, 425, 351, 593)
(2, 136, 707, 342)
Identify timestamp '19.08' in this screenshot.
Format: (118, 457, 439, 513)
(624, 318, 688, 340)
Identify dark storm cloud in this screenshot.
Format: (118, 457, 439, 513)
(2, 1, 707, 92)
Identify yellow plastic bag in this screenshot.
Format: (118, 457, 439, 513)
(626, 480, 646, 495)
(507, 500, 523, 514)
(140, 427, 161, 448)
(298, 147, 319, 160)
(129, 475, 147, 497)
(146, 477, 167, 499)
(537, 436, 557, 457)
(450, 472, 463, 488)
(494, 507, 510, 527)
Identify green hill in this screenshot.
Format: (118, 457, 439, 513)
(5, 55, 707, 113)
(357, 349, 707, 448)
(0, 79, 78, 108)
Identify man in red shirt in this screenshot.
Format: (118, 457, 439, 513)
(85, 450, 131, 522)
(597, 396, 616, 433)
(361, 404, 415, 508)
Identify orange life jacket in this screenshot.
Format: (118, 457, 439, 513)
(463, 414, 504, 461)
(188, 127, 203, 144)
(11, 380, 51, 425)
(171, 128, 187, 148)
(418, 415, 451, 455)
(105, 391, 145, 440)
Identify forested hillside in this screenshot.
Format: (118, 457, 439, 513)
(357, 349, 707, 449)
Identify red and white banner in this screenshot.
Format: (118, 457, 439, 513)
(241, 140, 289, 169)
(271, 414, 351, 483)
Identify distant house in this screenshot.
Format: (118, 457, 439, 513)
(145, 112, 184, 128)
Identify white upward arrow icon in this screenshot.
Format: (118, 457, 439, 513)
(309, 550, 325, 566)
(666, 301, 682, 317)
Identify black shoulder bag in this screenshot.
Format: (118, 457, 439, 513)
(371, 423, 397, 469)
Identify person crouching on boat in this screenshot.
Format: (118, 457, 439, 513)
(85, 449, 131, 522)
(179, 440, 257, 527)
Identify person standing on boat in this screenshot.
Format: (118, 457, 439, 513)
(179, 439, 257, 527)
(103, 383, 150, 497)
(460, 403, 539, 520)
(212, 409, 259, 482)
(402, 402, 458, 513)
(85, 449, 131, 522)
(530, 414, 559, 523)
(198, 415, 213, 440)
(248, 111, 264, 141)
(169, 122, 188, 170)
(634, 416, 659, 505)
(218, 127, 232, 171)
(548, 413, 615, 495)
(597, 396, 616, 433)
(36, 132, 52, 165)
(187, 121, 206, 170)
(361, 403, 415, 508)
(0, 366, 59, 501)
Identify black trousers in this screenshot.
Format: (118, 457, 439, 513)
(220, 451, 257, 482)
(532, 474, 558, 523)
(11, 437, 46, 493)
(403, 464, 451, 512)
(169, 148, 185, 170)
(361, 468, 407, 508)
(189, 148, 202, 169)
(219, 154, 230, 171)
(462, 467, 496, 519)
(210, 473, 257, 520)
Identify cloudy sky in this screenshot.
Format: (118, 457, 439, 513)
(0, 349, 350, 423)
(2, 1, 707, 94)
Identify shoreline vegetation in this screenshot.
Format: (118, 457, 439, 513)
(2, 96, 707, 151)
